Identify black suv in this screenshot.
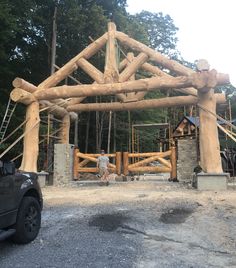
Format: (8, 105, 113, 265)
(0, 160, 43, 244)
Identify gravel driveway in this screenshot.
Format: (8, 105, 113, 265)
(0, 181, 236, 268)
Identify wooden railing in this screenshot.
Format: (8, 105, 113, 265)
(73, 149, 121, 180)
(123, 147, 177, 179)
(73, 147, 177, 180)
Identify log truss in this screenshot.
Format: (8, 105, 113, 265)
(9, 22, 230, 173)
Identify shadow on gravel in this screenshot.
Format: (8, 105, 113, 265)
(159, 208, 194, 224)
(89, 213, 129, 232)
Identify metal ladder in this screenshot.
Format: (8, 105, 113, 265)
(0, 98, 17, 141)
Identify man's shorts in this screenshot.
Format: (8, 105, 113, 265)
(99, 167, 108, 176)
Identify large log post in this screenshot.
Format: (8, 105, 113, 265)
(59, 113, 70, 144)
(198, 89, 223, 173)
(20, 102, 40, 172)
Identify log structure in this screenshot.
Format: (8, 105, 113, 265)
(10, 22, 230, 176)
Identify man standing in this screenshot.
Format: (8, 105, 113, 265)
(97, 150, 110, 185)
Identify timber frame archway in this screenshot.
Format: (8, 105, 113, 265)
(10, 22, 229, 173)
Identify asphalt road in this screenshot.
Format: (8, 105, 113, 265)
(0, 182, 236, 268)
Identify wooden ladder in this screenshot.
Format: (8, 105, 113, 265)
(0, 98, 17, 141)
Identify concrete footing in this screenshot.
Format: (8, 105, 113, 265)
(193, 173, 229, 190)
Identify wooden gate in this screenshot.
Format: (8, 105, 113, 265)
(73, 147, 177, 180)
(123, 147, 177, 179)
(73, 149, 121, 180)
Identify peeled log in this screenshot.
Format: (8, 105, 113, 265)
(198, 89, 223, 173)
(38, 33, 108, 89)
(141, 63, 198, 96)
(58, 113, 70, 144)
(32, 75, 197, 100)
(67, 94, 226, 112)
(116, 31, 193, 76)
(19, 102, 40, 172)
(12, 77, 37, 93)
(11, 88, 37, 105)
(77, 57, 104, 83)
(104, 22, 119, 83)
(119, 52, 148, 82)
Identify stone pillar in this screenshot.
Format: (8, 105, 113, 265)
(53, 144, 74, 185)
(177, 138, 198, 182)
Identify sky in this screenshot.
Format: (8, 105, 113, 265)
(126, 0, 236, 87)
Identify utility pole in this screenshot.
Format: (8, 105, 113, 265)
(51, 6, 57, 75)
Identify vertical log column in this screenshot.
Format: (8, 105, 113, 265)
(104, 22, 119, 83)
(20, 102, 40, 172)
(170, 146, 177, 179)
(116, 152, 122, 175)
(123, 152, 129, 175)
(198, 89, 222, 173)
(59, 113, 70, 144)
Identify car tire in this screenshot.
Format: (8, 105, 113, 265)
(12, 196, 41, 244)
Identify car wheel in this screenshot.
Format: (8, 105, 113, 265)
(12, 196, 41, 244)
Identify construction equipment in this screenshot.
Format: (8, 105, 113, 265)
(0, 98, 17, 141)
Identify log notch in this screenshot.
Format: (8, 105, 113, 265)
(20, 102, 40, 172)
(67, 93, 226, 112)
(58, 113, 70, 144)
(104, 22, 119, 83)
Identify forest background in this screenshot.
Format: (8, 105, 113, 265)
(0, 0, 234, 167)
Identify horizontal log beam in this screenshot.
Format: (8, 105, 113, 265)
(12, 78, 37, 93)
(77, 167, 115, 173)
(34, 71, 229, 101)
(141, 63, 198, 96)
(67, 93, 226, 112)
(128, 166, 171, 173)
(10, 88, 37, 105)
(128, 151, 171, 158)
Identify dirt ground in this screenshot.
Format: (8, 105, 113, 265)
(1, 180, 236, 267)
